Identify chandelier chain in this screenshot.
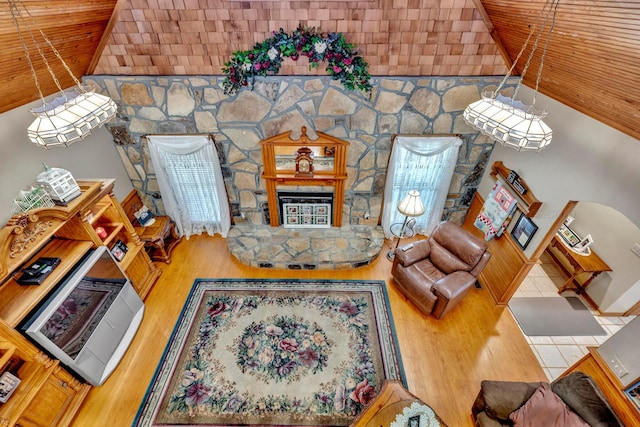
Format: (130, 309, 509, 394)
(514, 0, 560, 106)
(532, 0, 560, 106)
(8, 0, 45, 104)
(9, 0, 86, 107)
(495, 0, 559, 105)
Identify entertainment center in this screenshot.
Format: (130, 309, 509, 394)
(0, 180, 160, 426)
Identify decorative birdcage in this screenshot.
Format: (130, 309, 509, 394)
(12, 186, 55, 214)
(36, 164, 81, 204)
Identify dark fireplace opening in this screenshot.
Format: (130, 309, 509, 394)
(277, 191, 334, 228)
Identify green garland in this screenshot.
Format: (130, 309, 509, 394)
(222, 26, 372, 95)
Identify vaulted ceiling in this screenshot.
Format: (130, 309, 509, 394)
(1, 0, 638, 141)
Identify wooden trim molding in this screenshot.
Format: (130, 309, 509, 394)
(469, 0, 514, 70)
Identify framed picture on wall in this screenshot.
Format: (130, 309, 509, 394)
(510, 213, 538, 250)
(624, 379, 640, 410)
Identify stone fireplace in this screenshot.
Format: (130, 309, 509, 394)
(84, 75, 518, 267)
(89, 75, 512, 231)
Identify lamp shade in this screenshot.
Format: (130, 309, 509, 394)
(397, 190, 425, 217)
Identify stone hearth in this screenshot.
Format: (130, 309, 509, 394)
(226, 224, 385, 269)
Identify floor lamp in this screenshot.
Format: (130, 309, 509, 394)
(387, 190, 425, 261)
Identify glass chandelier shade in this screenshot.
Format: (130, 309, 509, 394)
(464, 0, 560, 152)
(397, 190, 425, 217)
(10, 0, 117, 148)
(464, 93, 552, 152)
(27, 89, 117, 148)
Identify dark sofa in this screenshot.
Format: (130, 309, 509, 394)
(471, 372, 623, 426)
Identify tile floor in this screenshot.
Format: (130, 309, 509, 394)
(511, 253, 636, 381)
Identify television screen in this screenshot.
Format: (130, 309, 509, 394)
(39, 277, 125, 360)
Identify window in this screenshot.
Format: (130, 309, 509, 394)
(147, 135, 230, 239)
(382, 135, 462, 238)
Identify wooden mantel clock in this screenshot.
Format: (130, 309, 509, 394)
(260, 126, 348, 227)
(295, 146, 314, 176)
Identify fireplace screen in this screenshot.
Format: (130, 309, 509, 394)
(278, 192, 333, 228)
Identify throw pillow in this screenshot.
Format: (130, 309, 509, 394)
(479, 380, 542, 421)
(552, 371, 623, 426)
(509, 383, 590, 427)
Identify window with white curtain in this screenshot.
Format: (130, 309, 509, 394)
(382, 135, 462, 238)
(146, 134, 230, 239)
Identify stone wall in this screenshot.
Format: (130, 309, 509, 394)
(86, 75, 517, 227)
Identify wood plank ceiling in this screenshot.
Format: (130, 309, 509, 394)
(0, 0, 638, 142)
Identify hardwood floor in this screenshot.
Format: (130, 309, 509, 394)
(70, 234, 547, 427)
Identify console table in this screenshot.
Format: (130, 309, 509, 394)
(548, 235, 612, 294)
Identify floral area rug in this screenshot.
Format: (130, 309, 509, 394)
(133, 279, 405, 427)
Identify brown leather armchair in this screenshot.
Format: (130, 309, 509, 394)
(391, 221, 491, 319)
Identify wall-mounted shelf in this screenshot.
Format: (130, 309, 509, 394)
(490, 161, 542, 217)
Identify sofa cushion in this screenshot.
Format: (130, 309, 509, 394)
(552, 372, 624, 426)
(479, 380, 542, 421)
(474, 411, 507, 427)
(509, 383, 590, 427)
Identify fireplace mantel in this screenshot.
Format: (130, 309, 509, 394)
(260, 126, 348, 227)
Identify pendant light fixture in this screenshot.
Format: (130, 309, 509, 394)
(463, 0, 560, 152)
(9, 0, 117, 148)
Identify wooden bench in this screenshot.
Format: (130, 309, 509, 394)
(121, 190, 182, 264)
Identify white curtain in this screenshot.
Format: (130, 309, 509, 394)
(147, 134, 231, 239)
(382, 135, 462, 238)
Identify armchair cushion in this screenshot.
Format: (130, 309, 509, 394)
(393, 240, 431, 268)
(433, 271, 477, 300)
(428, 222, 489, 274)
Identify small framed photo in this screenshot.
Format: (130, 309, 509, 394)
(0, 371, 20, 403)
(625, 379, 640, 410)
(510, 213, 538, 250)
(574, 234, 594, 251)
(558, 224, 581, 247)
(111, 239, 128, 262)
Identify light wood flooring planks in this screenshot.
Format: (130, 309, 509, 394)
(70, 234, 547, 427)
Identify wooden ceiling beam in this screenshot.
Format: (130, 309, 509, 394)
(471, 0, 514, 71)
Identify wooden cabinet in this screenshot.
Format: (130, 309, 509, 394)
(0, 179, 160, 426)
(0, 319, 90, 427)
(53, 181, 160, 299)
